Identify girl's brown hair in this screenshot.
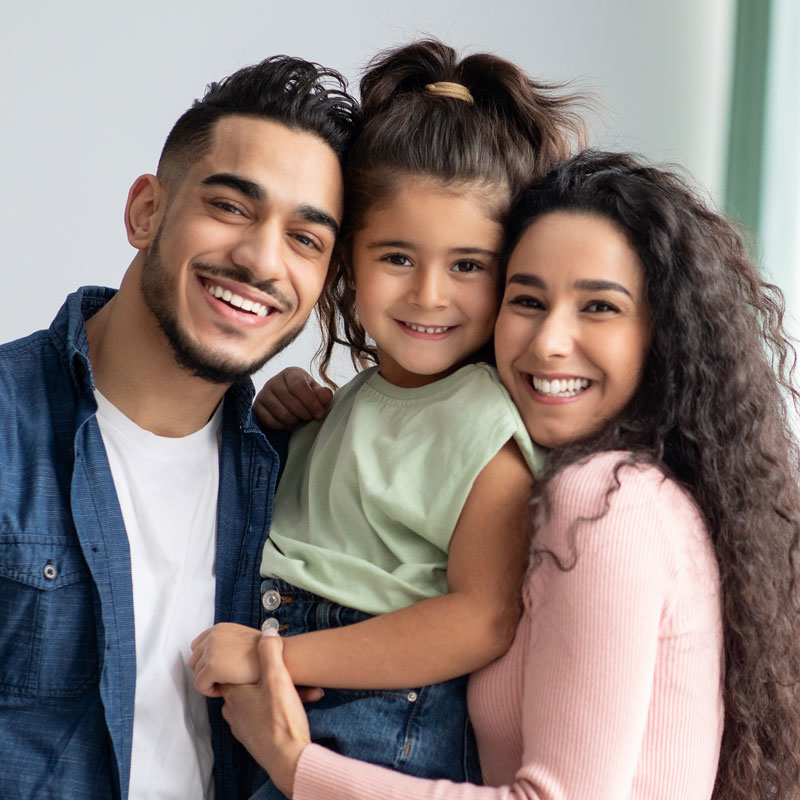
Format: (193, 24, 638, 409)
(317, 39, 587, 382)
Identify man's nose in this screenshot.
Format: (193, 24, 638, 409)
(229, 221, 287, 283)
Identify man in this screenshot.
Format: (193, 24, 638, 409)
(0, 56, 358, 799)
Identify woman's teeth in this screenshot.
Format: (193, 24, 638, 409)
(204, 282, 269, 317)
(405, 322, 451, 334)
(532, 376, 590, 397)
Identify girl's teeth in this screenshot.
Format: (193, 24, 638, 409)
(532, 376, 590, 397)
(204, 282, 269, 317)
(407, 323, 450, 334)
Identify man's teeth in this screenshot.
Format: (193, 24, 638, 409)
(205, 282, 269, 317)
(406, 322, 451, 334)
(532, 376, 590, 397)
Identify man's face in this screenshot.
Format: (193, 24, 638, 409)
(141, 115, 343, 384)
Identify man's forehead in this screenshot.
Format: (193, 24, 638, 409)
(187, 115, 344, 222)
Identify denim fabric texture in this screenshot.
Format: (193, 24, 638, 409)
(251, 579, 482, 799)
(0, 287, 286, 800)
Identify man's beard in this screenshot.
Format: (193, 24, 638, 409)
(140, 231, 305, 385)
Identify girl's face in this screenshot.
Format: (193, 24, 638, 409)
(352, 178, 504, 388)
(495, 211, 651, 448)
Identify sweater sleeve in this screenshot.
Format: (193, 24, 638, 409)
(294, 457, 696, 800)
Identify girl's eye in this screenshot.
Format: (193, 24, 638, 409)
(585, 300, 619, 313)
(384, 254, 412, 267)
(452, 260, 482, 273)
(508, 294, 544, 311)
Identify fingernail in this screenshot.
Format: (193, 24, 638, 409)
(261, 628, 280, 639)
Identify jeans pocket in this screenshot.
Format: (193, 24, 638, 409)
(0, 534, 98, 697)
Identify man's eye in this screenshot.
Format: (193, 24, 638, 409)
(213, 201, 243, 215)
(294, 234, 320, 251)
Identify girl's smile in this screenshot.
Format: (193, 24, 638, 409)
(351, 177, 505, 389)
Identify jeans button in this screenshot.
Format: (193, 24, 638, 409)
(261, 617, 280, 632)
(406, 691, 418, 702)
(261, 589, 281, 611)
(43, 561, 58, 580)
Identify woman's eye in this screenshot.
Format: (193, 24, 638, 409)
(585, 300, 619, 313)
(508, 294, 544, 310)
(452, 260, 482, 273)
(384, 254, 412, 267)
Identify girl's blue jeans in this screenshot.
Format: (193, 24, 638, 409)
(249, 578, 481, 799)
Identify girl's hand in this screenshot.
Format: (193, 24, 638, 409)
(221, 629, 311, 798)
(189, 623, 261, 697)
(255, 367, 333, 430)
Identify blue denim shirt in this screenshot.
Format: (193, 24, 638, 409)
(0, 287, 286, 799)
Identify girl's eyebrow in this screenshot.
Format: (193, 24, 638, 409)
(368, 240, 499, 257)
(507, 273, 632, 298)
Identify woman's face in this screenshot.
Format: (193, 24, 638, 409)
(495, 211, 651, 449)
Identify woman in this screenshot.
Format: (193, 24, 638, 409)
(220, 151, 800, 799)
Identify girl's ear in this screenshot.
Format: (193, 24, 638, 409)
(124, 174, 165, 250)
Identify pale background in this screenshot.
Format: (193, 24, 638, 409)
(0, 0, 736, 386)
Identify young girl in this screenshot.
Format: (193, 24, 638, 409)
(189, 39, 586, 794)
(217, 151, 800, 800)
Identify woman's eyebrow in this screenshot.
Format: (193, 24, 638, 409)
(574, 279, 632, 298)
(507, 273, 545, 288)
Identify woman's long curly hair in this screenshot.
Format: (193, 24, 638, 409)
(315, 38, 587, 382)
(505, 150, 800, 799)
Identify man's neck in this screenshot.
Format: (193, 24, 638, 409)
(86, 271, 230, 438)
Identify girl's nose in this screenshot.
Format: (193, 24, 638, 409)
(409, 268, 447, 310)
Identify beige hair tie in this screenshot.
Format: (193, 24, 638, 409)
(424, 81, 474, 104)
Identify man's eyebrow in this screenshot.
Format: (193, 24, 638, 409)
(201, 175, 339, 237)
(296, 204, 339, 237)
(201, 173, 265, 202)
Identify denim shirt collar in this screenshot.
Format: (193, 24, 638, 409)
(48, 285, 265, 437)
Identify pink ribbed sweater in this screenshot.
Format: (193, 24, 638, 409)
(294, 453, 724, 800)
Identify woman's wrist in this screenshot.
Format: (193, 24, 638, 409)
(273, 741, 310, 798)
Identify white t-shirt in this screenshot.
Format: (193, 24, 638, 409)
(94, 391, 220, 799)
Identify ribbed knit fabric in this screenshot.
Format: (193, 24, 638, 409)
(294, 453, 724, 800)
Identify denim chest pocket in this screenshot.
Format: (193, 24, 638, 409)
(0, 535, 99, 697)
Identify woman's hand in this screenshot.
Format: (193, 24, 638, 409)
(255, 367, 333, 429)
(221, 629, 312, 798)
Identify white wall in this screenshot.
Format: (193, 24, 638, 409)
(0, 0, 735, 385)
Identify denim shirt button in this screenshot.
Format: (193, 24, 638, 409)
(261, 589, 281, 611)
(43, 561, 58, 580)
(406, 691, 418, 702)
(261, 617, 280, 632)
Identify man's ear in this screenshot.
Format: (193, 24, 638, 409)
(125, 174, 165, 249)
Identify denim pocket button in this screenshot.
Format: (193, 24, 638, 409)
(43, 561, 58, 580)
(407, 691, 418, 702)
(261, 589, 281, 611)
(261, 617, 280, 632)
